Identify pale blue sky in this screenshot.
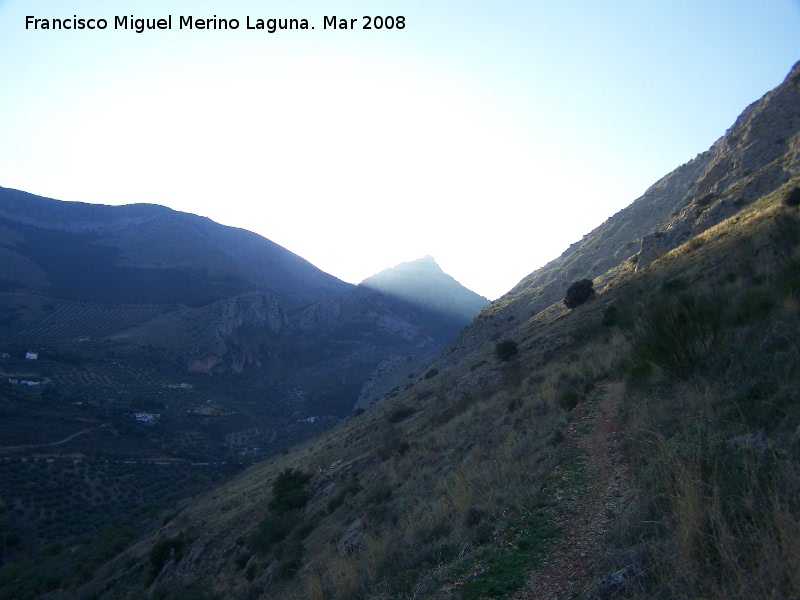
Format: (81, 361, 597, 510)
(1, 1, 798, 299)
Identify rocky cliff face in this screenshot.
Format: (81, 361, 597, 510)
(185, 291, 290, 373)
(439, 60, 800, 365)
(638, 61, 800, 269)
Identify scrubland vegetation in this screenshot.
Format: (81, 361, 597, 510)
(86, 182, 799, 599)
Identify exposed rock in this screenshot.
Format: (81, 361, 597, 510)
(338, 518, 364, 554)
(596, 564, 643, 598)
(637, 60, 800, 270)
(354, 354, 426, 411)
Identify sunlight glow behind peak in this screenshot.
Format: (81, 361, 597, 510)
(1, 0, 798, 299)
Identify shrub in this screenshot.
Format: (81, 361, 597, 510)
(558, 389, 581, 411)
(388, 406, 416, 423)
(273, 541, 305, 580)
(564, 279, 595, 309)
(601, 305, 619, 327)
(250, 512, 302, 553)
(268, 469, 310, 514)
(368, 483, 393, 504)
(632, 292, 723, 379)
(495, 339, 519, 362)
(661, 277, 689, 294)
(783, 185, 800, 207)
(424, 368, 439, 379)
(696, 192, 715, 207)
(149, 536, 184, 572)
(779, 258, 800, 297)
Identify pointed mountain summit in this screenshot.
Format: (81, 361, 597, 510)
(360, 255, 489, 325)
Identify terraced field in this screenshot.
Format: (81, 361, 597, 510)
(0, 294, 172, 344)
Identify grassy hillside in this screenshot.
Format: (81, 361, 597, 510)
(74, 179, 800, 599)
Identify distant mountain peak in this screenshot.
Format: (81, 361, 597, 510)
(373, 255, 441, 274)
(360, 257, 488, 324)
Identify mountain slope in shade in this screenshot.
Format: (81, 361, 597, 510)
(360, 255, 489, 325)
(0, 186, 350, 309)
(0, 188, 485, 465)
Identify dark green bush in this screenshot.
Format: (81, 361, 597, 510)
(149, 536, 184, 572)
(495, 339, 519, 362)
(632, 292, 723, 379)
(696, 192, 716, 207)
(661, 276, 689, 294)
(558, 389, 581, 411)
(464, 506, 490, 527)
(733, 287, 777, 325)
(249, 511, 303, 554)
(268, 469, 310, 514)
(564, 279, 595, 309)
(779, 258, 800, 297)
(601, 305, 620, 327)
(550, 427, 565, 445)
(783, 185, 800, 207)
(388, 406, 416, 423)
(424, 368, 439, 379)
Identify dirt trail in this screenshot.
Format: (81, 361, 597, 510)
(0, 423, 109, 454)
(515, 381, 633, 599)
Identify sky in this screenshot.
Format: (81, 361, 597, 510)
(0, 1, 798, 300)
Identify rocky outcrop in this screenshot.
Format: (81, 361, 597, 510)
(435, 61, 800, 368)
(638, 60, 800, 270)
(354, 354, 426, 411)
(186, 290, 289, 373)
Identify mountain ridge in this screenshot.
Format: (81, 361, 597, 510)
(0, 185, 351, 310)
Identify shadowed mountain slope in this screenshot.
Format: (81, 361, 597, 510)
(0, 187, 488, 460)
(0, 186, 350, 309)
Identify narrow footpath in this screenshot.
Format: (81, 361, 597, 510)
(515, 381, 634, 599)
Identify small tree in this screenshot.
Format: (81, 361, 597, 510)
(783, 185, 800, 207)
(564, 279, 595, 309)
(495, 339, 519, 362)
(268, 469, 310, 514)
